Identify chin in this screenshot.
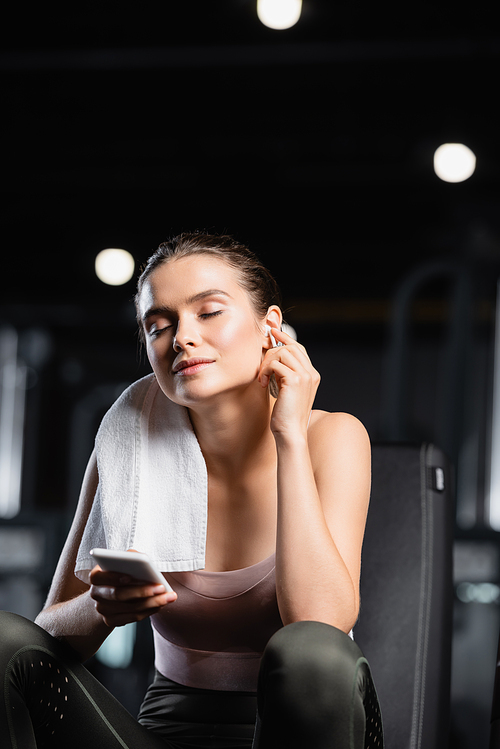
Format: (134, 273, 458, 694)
(156, 377, 219, 408)
(153, 362, 261, 407)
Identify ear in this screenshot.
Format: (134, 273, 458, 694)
(262, 306, 282, 349)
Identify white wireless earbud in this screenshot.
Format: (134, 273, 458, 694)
(265, 325, 278, 348)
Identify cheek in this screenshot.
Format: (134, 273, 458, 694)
(215, 321, 244, 350)
(145, 341, 173, 379)
(223, 331, 264, 383)
(145, 341, 161, 366)
(215, 316, 261, 359)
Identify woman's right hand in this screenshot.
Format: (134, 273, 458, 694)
(89, 566, 177, 628)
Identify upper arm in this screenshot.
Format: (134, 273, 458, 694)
(309, 412, 371, 605)
(42, 450, 99, 608)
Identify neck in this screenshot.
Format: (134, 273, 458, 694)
(187, 383, 276, 477)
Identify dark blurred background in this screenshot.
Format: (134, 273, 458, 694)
(1, 2, 499, 746)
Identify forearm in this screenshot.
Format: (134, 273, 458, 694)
(275, 435, 358, 632)
(35, 590, 113, 662)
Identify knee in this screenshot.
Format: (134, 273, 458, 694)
(0, 611, 34, 650)
(258, 621, 369, 740)
(262, 620, 364, 690)
(0, 611, 60, 660)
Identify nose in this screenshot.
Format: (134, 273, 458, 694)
(173, 318, 199, 352)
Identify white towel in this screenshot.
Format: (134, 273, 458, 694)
(75, 374, 208, 583)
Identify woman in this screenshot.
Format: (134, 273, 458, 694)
(0, 232, 383, 748)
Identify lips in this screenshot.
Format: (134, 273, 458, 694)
(172, 358, 215, 376)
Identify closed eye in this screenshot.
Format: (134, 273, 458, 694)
(149, 324, 173, 338)
(200, 310, 223, 320)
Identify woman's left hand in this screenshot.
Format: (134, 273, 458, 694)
(259, 327, 320, 438)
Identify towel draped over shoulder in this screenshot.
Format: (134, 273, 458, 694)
(75, 374, 208, 583)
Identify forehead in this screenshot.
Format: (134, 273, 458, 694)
(138, 254, 249, 311)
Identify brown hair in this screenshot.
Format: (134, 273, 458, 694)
(135, 231, 282, 330)
(135, 231, 283, 394)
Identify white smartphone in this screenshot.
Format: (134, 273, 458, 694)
(89, 548, 173, 592)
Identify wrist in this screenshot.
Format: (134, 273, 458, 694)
(273, 430, 309, 451)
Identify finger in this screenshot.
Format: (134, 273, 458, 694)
(99, 602, 169, 628)
(91, 581, 169, 603)
(90, 564, 166, 589)
(94, 590, 177, 627)
(270, 326, 291, 343)
(94, 590, 170, 613)
(259, 347, 292, 388)
(262, 357, 320, 402)
(267, 329, 311, 365)
(260, 346, 311, 382)
(90, 567, 134, 586)
(259, 335, 316, 391)
(270, 327, 303, 349)
(265, 359, 302, 387)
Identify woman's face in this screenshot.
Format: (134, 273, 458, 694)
(138, 254, 269, 407)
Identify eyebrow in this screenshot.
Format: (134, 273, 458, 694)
(141, 289, 232, 324)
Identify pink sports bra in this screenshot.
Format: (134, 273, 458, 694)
(151, 554, 283, 692)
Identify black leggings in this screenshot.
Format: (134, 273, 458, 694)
(0, 611, 383, 749)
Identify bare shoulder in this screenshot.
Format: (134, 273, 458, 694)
(307, 410, 371, 478)
(308, 410, 370, 450)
